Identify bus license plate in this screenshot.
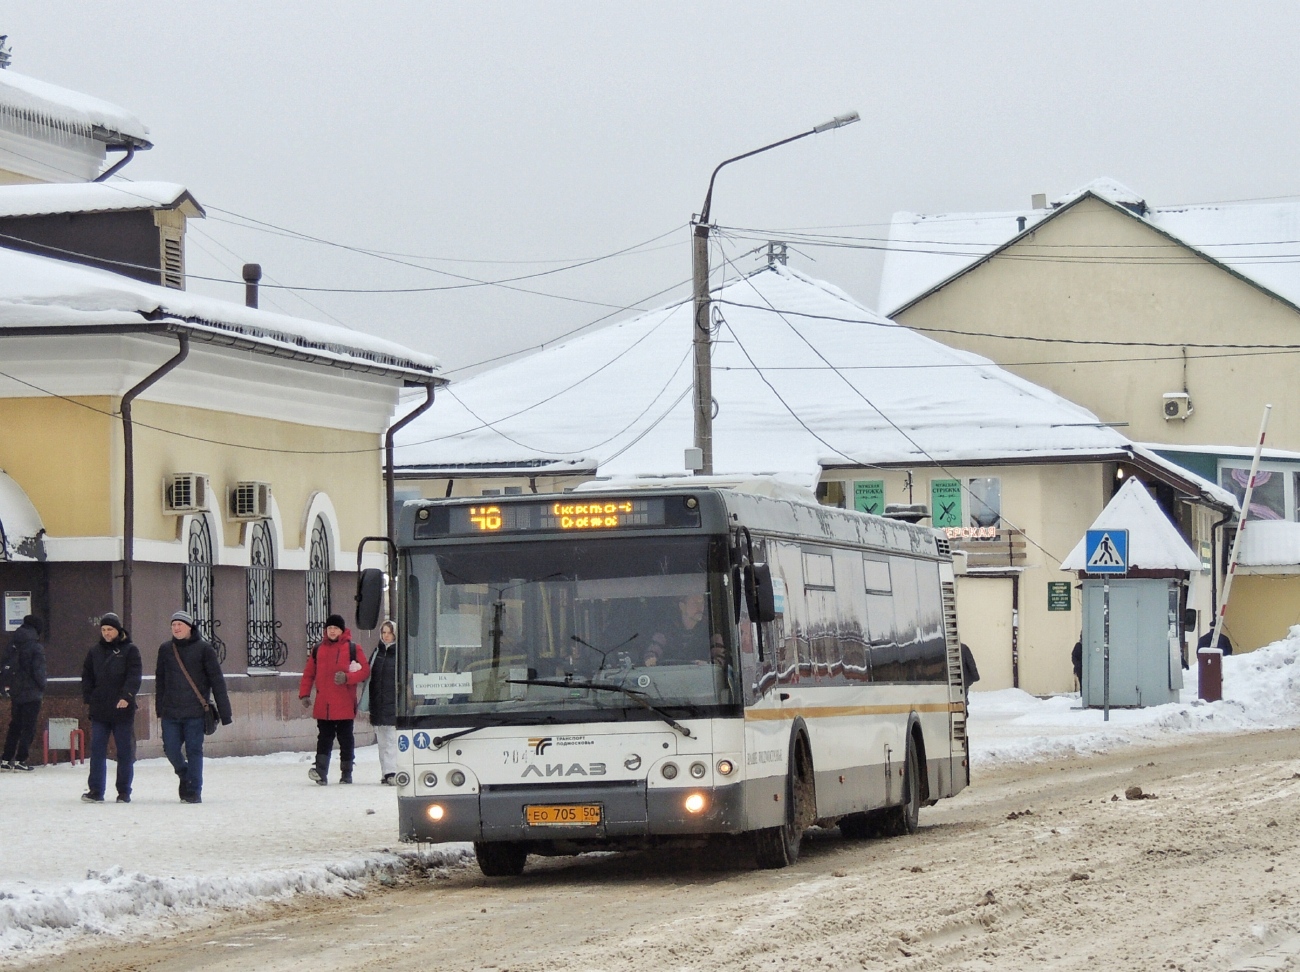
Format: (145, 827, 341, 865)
(525, 804, 602, 826)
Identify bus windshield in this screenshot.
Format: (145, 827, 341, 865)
(401, 536, 736, 718)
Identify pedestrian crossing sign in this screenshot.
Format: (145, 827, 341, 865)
(1084, 529, 1128, 574)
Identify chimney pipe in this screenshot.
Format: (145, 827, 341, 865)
(1016, 216, 1027, 232)
(242, 263, 262, 308)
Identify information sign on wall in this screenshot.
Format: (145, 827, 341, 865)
(853, 480, 885, 515)
(4, 592, 31, 632)
(1047, 581, 1072, 611)
(930, 480, 962, 528)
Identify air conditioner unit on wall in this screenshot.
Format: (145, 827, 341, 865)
(164, 473, 210, 514)
(229, 481, 272, 520)
(1163, 392, 1193, 421)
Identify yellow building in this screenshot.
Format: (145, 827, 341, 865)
(390, 266, 1230, 694)
(880, 179, 1300, 651)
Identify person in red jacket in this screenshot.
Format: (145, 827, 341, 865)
(300, 614, 370, 785)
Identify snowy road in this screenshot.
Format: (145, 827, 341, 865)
(14, 726, 1300, 972)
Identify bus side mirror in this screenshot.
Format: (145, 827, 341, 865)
(355, 568, 385, 631)
(747, 563, 777, 624)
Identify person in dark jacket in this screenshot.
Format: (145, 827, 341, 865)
(1072, 638, 1084, 690)
(80, 613, 142, 803)
(156, 611, 232, 804)
(1, 615, 47, 771)
(300, 614, 370, 785)
(959, 642, 980, 705)
(368, 619, 399, 785)
(1198, 629, 1234, 656)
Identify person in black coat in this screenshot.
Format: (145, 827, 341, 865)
(1198, 629, 1234, 656)
(959, 642, 980, 705)
(155, 611, 232, 804)
(368, 620, 399, 785)
(1, 615, 47, 771)
(80, 612, 142, 803)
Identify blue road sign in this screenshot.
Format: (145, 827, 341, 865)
(1085, 529, 1128, 574)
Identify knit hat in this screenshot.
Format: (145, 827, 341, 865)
(170, 610, 195, 630)
(99, 612, 124, 635)
(21, 614, 42, 635)
(325, 614, 347, 631)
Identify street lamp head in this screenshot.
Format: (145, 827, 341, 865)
(812, 111, 860, 134)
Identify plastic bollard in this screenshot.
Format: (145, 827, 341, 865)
(1198, 648, 1223, 703)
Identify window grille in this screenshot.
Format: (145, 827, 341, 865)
(246, 520, 286, 669)
(183, 516, 225, 663)
(162, 232, 184, 289)
(305, 516, 331, 647)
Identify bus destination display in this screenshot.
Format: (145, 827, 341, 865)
(449, 497, 666, 535)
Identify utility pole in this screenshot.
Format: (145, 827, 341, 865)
(690, 112, 859, 476)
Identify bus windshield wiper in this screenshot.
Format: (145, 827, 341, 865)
(505, 677, 694, 738)
(431, 714, 558, 750)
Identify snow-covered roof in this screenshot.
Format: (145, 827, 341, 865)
(0, 69, 149, 147)
(879, 178, 1300, 315)
(1060, 477, 1202, 572)
(395, 266, 1152, 480)
(0, 181, 201, 219)
(0, 469, 43, 561)
(0, 245, 439, 381)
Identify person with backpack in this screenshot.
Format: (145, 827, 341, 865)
(80, 613, 142, 803)
(300, 613, 369, 785)
(367, 619, 399, 785)
(155, 611, 232, 804)
(1, 614, 47, 771)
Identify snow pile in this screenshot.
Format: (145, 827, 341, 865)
(0, 748, 472, 957)
(970, 625, 1300, 767)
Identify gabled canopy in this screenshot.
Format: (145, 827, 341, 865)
(1060, 477, 1202, 572)
(0, 470, 43, 562)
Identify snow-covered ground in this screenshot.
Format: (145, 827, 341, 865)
(3, 626, 1298, 960)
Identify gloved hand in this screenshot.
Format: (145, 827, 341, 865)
(300, 696, 311, 708)
(334, 670, 347, 685)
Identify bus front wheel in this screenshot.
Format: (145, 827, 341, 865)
(474, 841, 528, 877)
(754, 740, 813, 869)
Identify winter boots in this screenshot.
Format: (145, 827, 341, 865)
(309, 755, 329, 785)
(340, 761, 353, 785)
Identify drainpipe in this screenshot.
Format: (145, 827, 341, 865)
(94, 145, 136, 182)
(383, 383, 437, 602)
(121, 332, 190, 630)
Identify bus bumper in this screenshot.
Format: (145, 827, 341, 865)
(399, 782, 746, 843)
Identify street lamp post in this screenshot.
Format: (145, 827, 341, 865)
(690, 112, 860, 475)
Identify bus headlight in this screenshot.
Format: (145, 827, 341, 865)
(684, 792, 707, 814)
(448, 770, 467, 787)
(661, 762, 679, 780)
(716, 759, 735, 776)
(395, 772, 411, 787)
(690, 761, 707, 779)
(427, 804, 445, 822)
(421, 771, 438, 788)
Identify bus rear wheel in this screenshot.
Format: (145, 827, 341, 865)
(754, 741, 813, 869)
(474, 841, 528, 877)
(880, 741, 921, 837)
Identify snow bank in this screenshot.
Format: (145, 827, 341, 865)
(970, 625, 1300, 768)
(0, 747, 472, 958)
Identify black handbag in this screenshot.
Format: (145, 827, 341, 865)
(173, 642, 219, 736)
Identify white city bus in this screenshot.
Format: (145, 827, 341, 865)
(373, 482, 968, 876)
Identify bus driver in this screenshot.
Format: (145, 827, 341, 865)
(644, 594, 724, 667)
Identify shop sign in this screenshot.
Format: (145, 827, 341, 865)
(853, 480, 885, 515)
(1047, 581, 1072, 611)
(931, 479, 962, 529)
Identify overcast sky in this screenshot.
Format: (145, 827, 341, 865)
(7, 3, 1300, 375)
